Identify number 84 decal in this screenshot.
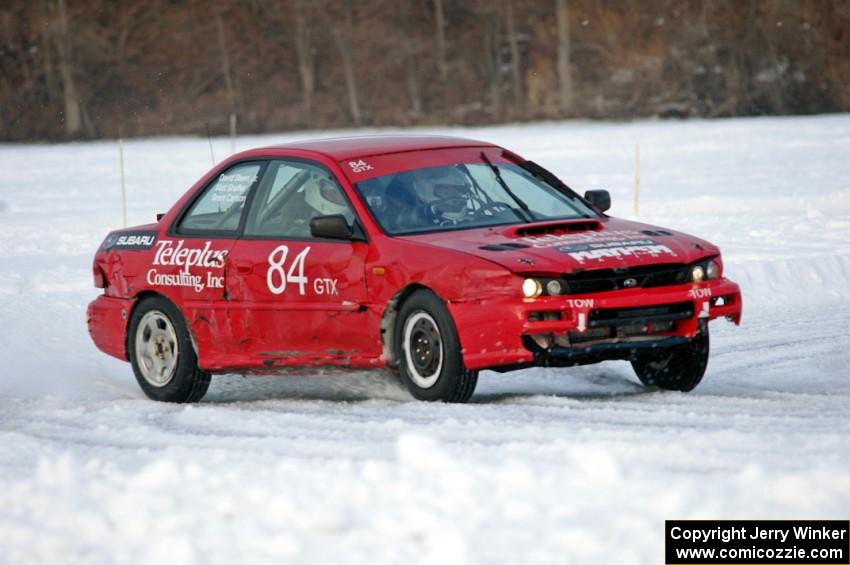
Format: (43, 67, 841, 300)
(266, 245, 338, 296)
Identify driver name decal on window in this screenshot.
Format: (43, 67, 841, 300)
(178, 163, 261, 233)
(209, 172, 257, 204)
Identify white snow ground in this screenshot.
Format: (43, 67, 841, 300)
(1, 115, 849, 564)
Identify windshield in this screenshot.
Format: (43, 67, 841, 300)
(354, 162, 598, 235)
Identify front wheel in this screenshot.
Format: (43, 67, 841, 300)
(128, 296, 210, 403)
(395, 290, 477, 402)
(631, 330, 710, 392)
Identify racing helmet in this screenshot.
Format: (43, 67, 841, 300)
(306, 176, 349, 216)
(414, 166, 472, 222)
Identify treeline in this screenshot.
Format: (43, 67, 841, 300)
(1, 0, 849, 141)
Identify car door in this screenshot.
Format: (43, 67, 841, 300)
(224, 158, 376, 368)
(150, 161, 265, 366)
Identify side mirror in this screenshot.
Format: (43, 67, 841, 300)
(584, 189, 611, 212)
(310, 215, 365, 241)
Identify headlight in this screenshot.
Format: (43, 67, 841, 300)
(522, 278, 543, 298)
(546, 280, 563, 296)
(690, 265, 705, 282)
(691, 259, 720, 282)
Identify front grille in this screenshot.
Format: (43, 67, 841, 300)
(563, 263, 689, 294)
(588, 302, 694, 328)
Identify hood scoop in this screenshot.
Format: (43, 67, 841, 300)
(479, 242, 531, 252)
(510, 219, 602, 238)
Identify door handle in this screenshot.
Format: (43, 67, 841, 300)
(233, 261, 253, 275)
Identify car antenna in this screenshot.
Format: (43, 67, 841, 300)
(118, 137, 127, 227)
(205, 122, 216, 166)
(480, 151, 534, 222)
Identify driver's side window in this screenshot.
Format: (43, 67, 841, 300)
(178, 162, 262, 234)
(243, 160, 355, 239)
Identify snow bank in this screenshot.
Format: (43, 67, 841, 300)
(727, 253, 850, 306)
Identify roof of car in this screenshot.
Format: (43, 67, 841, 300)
(260, 134, 496, 161)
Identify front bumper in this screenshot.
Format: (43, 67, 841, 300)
(449, 278, 742, 370)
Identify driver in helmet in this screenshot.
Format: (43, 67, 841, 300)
(286, 175, 352, 236)
(306, 176, 350, 218)
(413, 166, 475, 225)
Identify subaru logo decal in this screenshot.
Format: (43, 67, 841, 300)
(623, 277, 638, 288)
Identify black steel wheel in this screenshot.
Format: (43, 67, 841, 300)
(395, 290, 477, 402)
(631, 330, 710, 392)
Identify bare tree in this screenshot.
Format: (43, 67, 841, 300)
(327, 0, 362, 126)
(52, 0, 82, 136)
(39, 0, 57, 101)
(483, 2, 502, 118)
(400, 0, 422, 118)
(294, 0, 315, 113)
(525, 19, 557, 116)
(505, 0, 522, 111)
(556, 0, 573, 113)
(434, 0, 447, 80)
(113, 3, 150, 78)
(2, 0, 849, 141)
(213, 1, 238, 116)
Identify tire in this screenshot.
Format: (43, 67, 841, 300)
(630, 329, 710, 392)
(127, 296, 211, 403)
(395, 290, 478, 402)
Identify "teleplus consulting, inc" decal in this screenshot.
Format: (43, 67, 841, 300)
(146, 240, 227, 293)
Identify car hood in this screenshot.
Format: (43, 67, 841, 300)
(398, 217, 719, 274)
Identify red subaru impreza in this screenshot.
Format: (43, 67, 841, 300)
(87, 135, 742, 403)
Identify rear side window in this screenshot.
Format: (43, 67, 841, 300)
(178, 163, 262, 234)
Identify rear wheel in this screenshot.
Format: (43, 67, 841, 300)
(395, 290, 477, 402)
(631, 330, 710, 392)
(128, 296, 210, 403)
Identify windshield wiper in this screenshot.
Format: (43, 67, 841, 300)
(518, 160, 597, 218)
(480, 152, 535, 222)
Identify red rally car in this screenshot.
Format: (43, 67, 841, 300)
(87, 135, 742, 403)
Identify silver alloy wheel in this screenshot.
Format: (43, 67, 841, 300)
(134, 310, 179, 387)
(402, 311, 443, 389)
